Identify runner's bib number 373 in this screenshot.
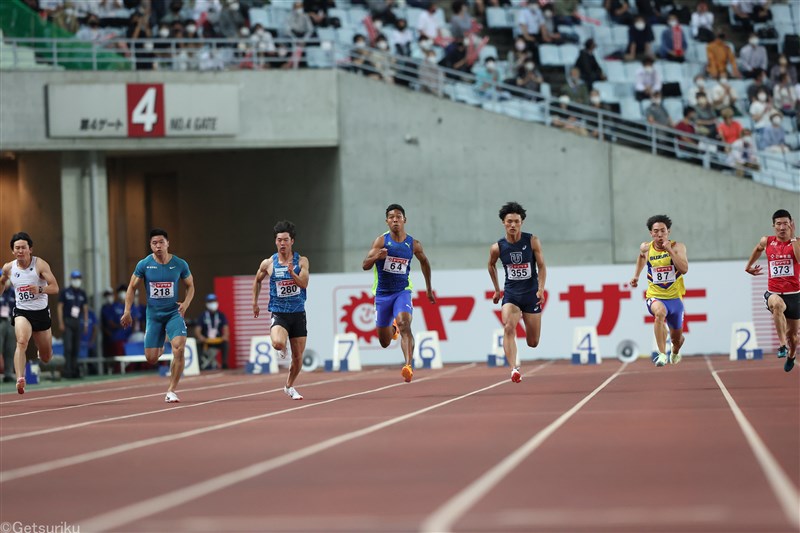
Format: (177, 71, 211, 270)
(770, 259, 795, 278)
(384, 257, 409, 275)
(277, 279, 299, 298)
(149, 282, 174, 299)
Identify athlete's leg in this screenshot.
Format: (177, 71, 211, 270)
(669, 328, 685, 354)
(376, 292, 400, 348)
(167, 335, 186, 393)
(395, 311, 413, 366)
(787, 319, 799, 359)
(768, 294, 788, 346)
(31, 328, 53, 364)
(270, 324, 290, 354)
(501, 303, 522, 367)
(144, 317, 167, 364)
(13, 317, 33, 379)
(648, 299, 669, 354)
(521, 312, 542, 349)
(287, 336, 307, 388)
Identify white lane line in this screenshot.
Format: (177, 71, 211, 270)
(0, 363, 480, 484)
(0, 370, 384, 442)
(704, 356, 800, 530)
(420, 362, 627, 533)
(0, 377, 163, 404)
(79, 362, 543, 533)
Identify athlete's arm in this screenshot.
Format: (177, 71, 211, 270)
(532, 235, 547, 305)
(178, 274, 195, 317)
(629, 242, 649, 288)
(288, 256, 310, 289)
(487, 243, 502, 304)
(666, 242, 688, 275)
(745, 236, 768, 276)
(34, 258, 59, 296)
(414, 240, 436, 304)
(120, 273, 142, 328)
(0, 263, 9, 287)
(252, 257, 272, 318)
(791, 220, 800, 263)
(362, 236, 388, 270)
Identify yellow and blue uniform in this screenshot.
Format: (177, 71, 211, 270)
(134, 254, 190, 349)
(373, 232, 414, 328)
(645, 241, 685, 330)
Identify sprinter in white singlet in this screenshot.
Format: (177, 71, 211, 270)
(0, 232, 60, 394)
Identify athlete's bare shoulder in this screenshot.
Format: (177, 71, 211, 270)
(1, 261, 11, 277)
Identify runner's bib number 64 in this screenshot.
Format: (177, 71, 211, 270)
(149, 282, 174, 299)
(384, 257, 409, 275)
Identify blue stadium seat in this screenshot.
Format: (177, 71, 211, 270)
(248, 8, 270, 29)
(306, 47, 334, 68)
(559, 44, 580, 66)
(605, 61, 625, 82)
(620, 97, 643, 120)
(539, 44, 561, 66)
(662, 62, 683, 82)
(487, 7, 512, 29)
(594, 81, 619, 103)
(663, 98, 683, 123)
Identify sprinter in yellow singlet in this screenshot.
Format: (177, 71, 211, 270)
(630, 215, 689, 367)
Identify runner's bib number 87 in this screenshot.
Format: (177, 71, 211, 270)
(384, 257, 409, 275)
(770, 259, 795, 278)
(277, 279, 299, 298)
(149, 282, 174, 299)
(508, 263, 532, 280)
(653, 266, 676, 283)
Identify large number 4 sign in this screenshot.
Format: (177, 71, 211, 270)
(127, 84, 165, 137)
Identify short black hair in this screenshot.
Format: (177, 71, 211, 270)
(773, 209, 793, 223)
(10, 232, 32, 250)
(273, 220, 296, 238)
(386, 204, 406, 218)
(647, 215, 672, 230)
(683, 106, 695, 118)
(499, 202, 526, 221)
(149, 228, 168, 240)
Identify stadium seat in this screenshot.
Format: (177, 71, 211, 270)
(605, 61, 625, 83)
(620, 97, 643, 120)
(487, 7, 512, 28)
(329, 8, 350, 26)
(594, 81, 619, 103)
(611, 24, 628, 47)
(539, 44, 561, 66)
(559, 44, 580, 66)
(663, 98, 683, 123)
(305, 47, 334, 68)
(316, 27, 336, 42)
(479, 45, 499, 63)
(248, 8, 270, 29)
(662, 62, 683, 82)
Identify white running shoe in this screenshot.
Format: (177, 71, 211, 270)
(654, 353, 668, 367)
(510, 368, 522, 383)
(284, 386, 303, 400)
(165, 391, 180, 403)
(670, 352, 682, 365)
(278, 346, 289, 359)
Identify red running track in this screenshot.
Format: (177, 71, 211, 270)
(0, 356, 797, 533)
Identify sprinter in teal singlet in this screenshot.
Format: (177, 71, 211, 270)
(253, 220, 310, 400)
(121, 228, 195, 403)
(362, 204, 435, 383)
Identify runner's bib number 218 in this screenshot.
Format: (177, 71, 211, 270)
(149, 282, 174, 299)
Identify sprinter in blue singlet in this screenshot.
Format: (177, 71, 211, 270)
(488, 202, 547, 384)
(363, 204, 435, 383)
(121, 228, 195, 403)
(253, 220, 310, 400)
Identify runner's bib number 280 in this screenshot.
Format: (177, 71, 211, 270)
(508, 263, 532, 280)
(383, 257, 409, 275)
(770, 259, 795, 278)
(277, 279, 299, 298)
(149, 282, 174, 299)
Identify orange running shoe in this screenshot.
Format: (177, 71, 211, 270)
(401, 364, 413, 383)
(16, 377, 25, 395)
(392, 320, 400, 341)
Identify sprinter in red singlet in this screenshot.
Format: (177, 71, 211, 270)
(745, 209, 800, 372)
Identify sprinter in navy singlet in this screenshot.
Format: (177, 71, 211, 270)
(362, 204, 435, 383)
(488, 202, 547, 383)
(253, 220, 310, 400)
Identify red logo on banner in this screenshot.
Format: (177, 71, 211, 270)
(560, 284, 632, 335)
(340, 292, 378, 343)
(127, 84, 165, 137)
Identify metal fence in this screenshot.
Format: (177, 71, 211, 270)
(1, 36, 798, 191)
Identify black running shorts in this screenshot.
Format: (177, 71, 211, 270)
(764, 291, 800, 320)
(13, 307, 52, 332)
(271, 312, 308, 338)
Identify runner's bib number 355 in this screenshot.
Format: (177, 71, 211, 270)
(384, 257, 409, 275)
(277, 279, 299, 298)
(508, 263, 532, 280)
(769, 259, 795, 278)
(149, 282, 174, 299)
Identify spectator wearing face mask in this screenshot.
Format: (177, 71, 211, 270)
(686, 75, 706, 106)
(746, 68, 770, 103)
(439, 37, 470, 77)
(517, 1, 544, 52)
(210, 0, 246, 39)
(739, 33, 767, 79)
(674, 106, 701, 158)
(710, 75, 738, 114)
(729, 128, 760, 177)
(693, 91, 719, 138)
(304, 0, 335, 28)
(552, 95, 589, 136)
(101, 286, 128, 358)
(58, 271, 88, 379)
(574, 39, 605, 91)
(76, 14, 105, 42)
(634, 57, 661, 101)
(391, 19, 413, 56)
(760, 112, 790, 153)
(371, 35, 396, 83)
(749, 86, 775, 148)
(706, 31, 740, 80)
(195, 294, 230, 370)
(417, 1, 443, 42)
(717, 106, 743, 144)
(474, 57, 510, 101)
(350, 34, 375, 76)
(625, 16, 654, 61)
(561, 67, 589, 105)
(287, 1, 314, 39)
(508, 37, 534, 74)
(450, 1, 475, 41)
(645, 91, 672, 127)
(658, 14, 687, 63)
(773, 73, 797, 117)
(770, 54, 798, 87)
(586, 89, 614, 140)
(419, 48, 444, 96)
(690, 1, 715, 43)
(509, 58, 543, 99)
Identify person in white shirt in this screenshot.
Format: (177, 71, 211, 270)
(416, 2, 442, 41)
(686, 75, 707, 106)
(634, 57, 662, 101)
(739, 33, 768, 79)
(690, 0, 714, 42)
(710, 75, 739, 113)
(390, 18, 414, 56)
(517, 2, 544, 49)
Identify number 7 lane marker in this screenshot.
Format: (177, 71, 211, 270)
(79, 363, 551, 533)
(421, 363, 627, 533)
(705, 356, 800, 530)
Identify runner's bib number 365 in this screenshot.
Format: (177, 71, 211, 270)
(149, 282, 174, 299)
(383, 257, 409, 275)
(508, 263, 532, 280)
(16, 287, 38, 303)
(277, 279, 299, 298)
(653, 265, 676, 283)
(769, 259, 795, 278)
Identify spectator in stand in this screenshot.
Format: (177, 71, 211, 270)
(710, 76, 739, 115)
(773, 73, 797, 117)
(694, 91, 719, 138)
(372, 0, 399, 27)
(761, 111, 790, 153)
(160, 0, 185, 25)
(194, 294, 230, 370)
(674, 106, 700, 156)
(511, 58, 544, 98)
(729, 129, 760, 176)
(770, 54, 798, 86)
(101, 287, 126, 358)
(413, 35, 434, 61)
(58, 270, 88, 379)
(635, 0, 663, 25)
(552, 95, 589, 136)
(553, 0, 580, 26)
(304, 0, 335, 29)
(76, 13, 106, 42)
(747, 68, 771, 103)
(350, 34, 375, 76)
(635, 57, 662, 101)
(417, 1, 443, 42)
(210, 0, 246, 38)
(371, 35, 396, 83)
(605, 0, 634, 26)
(287, 1, 315, 39)
(706, 31, 741, 80)
(686, 74, 706, 106)
(739, 33, 768, 79)
(560, 67, 589, 105)
(645, 91, 673, 127)
(450, 1, 474, 42)
(586, 89, 614, 140)
(439, 38, 470, 77)
(508, 37, 533, 74)
(419, 48, 444, 96)
(127, 8, 155, 70)
(732, 0, 772, 30)
(50, 3, 81, 34)
(574, 39, 605, 91)
(750, 85, 776, 148)
(717, 106, 743, 144)
(474, 57, 510, 101)
(690, 1, 715, 43)
(540, 4, 576, 45)
(391, 19, 413, 56)
(0, 281, 16, 383)
(517, 1, 544, 54)
(658, 13, 687, 63)
(626, 16, 654, 61)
